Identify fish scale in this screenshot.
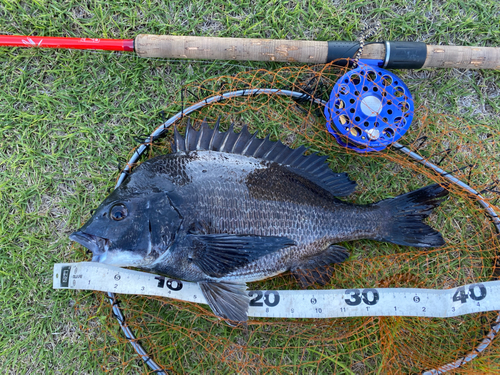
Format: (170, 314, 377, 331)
(182, 156, 342, 240)
(70, 121, 448, 322)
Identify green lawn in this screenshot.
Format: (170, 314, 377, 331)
(1, 0, 499, 373)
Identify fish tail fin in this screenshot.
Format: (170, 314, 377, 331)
(375, 184, 448, 247)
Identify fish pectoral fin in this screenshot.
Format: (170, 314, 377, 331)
(291, 245, 350, 288)
(199, 281, 249, 324)
(189, 234, 295, 277)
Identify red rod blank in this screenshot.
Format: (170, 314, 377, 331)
(0, 35, 134, 52)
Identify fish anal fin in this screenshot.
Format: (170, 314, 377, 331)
(292, 268, 335, 288)
(189, 234, 295, 278)
(199, 281, 248, 324)
(292, 245, 349, 287)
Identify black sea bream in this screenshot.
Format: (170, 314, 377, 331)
(70, 120, 447, 322)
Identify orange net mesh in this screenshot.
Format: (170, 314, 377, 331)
(75, 63, 500, 374)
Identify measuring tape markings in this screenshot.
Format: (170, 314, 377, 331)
(54, 262, 500, 319)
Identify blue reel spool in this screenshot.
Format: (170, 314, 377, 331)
(325, 64, 414, 153)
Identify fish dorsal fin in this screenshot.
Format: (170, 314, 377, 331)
(172, 119, 356, 196)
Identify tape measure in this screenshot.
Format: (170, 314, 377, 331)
(54, 262, 500, 319)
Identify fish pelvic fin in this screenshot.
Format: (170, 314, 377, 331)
(291, 245, 350, 287)
(199, 281, 248, 324)
(374, 184, 448, 247)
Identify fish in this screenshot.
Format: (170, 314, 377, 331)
(70, 119, 448, 323)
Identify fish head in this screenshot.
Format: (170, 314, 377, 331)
(70, 165, 183, 267)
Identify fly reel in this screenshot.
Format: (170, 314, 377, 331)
(325, 64, 414, 153)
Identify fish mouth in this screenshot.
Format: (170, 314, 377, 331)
(69, 231, 152, 267)
(69, 231, 110, 263)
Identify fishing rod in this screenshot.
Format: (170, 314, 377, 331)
(1, 34, 500, 69)
(11, 27, 496, 374)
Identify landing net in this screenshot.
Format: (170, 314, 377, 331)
(74, 63, 500, 374)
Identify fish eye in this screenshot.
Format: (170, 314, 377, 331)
(110, 204, 128, 221)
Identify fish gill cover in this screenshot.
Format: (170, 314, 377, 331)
(72, 63, 500, 374)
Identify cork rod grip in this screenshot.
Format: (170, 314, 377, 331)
(423, 45, 500, 69)
(135, 34, 332, 63)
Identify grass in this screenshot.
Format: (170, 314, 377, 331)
(1, 0, 500, 373)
